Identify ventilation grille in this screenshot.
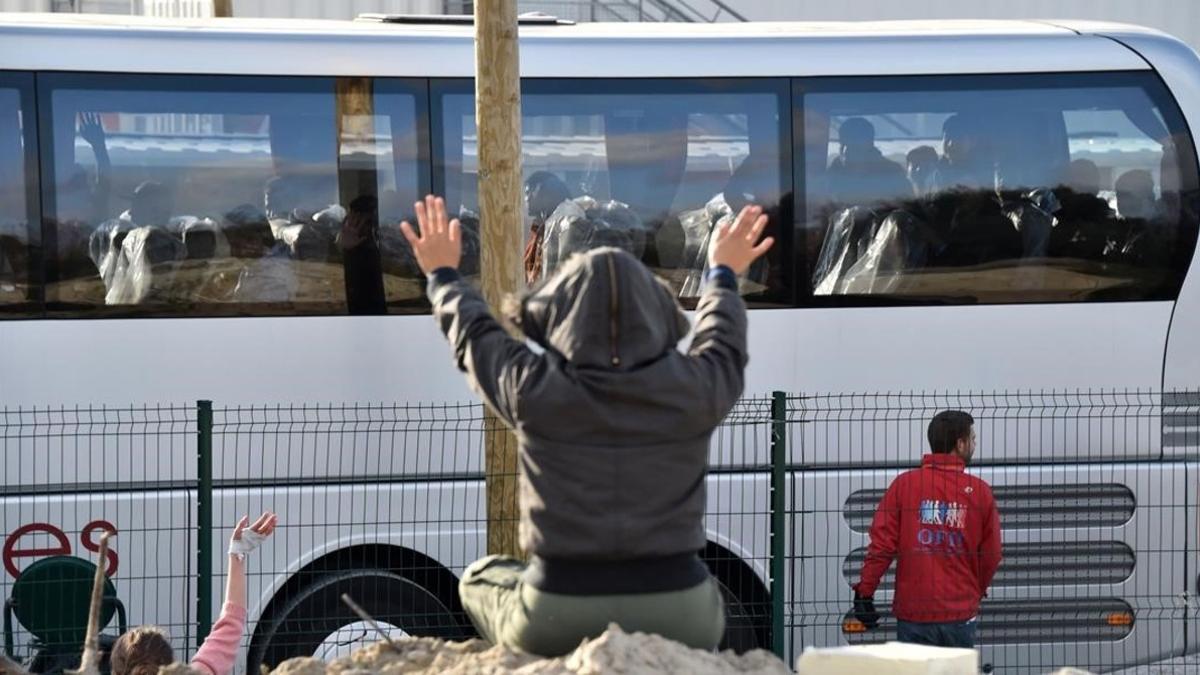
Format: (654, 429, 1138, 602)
(843, 484, 1135, 533)
(842, 541, 1134, 590)
(1164, 391, 1200, 448)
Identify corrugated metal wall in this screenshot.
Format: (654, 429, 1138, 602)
(722, 0, 1200, 51)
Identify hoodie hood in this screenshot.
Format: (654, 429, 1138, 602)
(520, 247, 690, 369)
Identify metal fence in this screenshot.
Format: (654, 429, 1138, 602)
(1, 390, 1195, 674)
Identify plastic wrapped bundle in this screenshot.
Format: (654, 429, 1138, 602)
(104, 225, 187, 305)
(172, 216, 231, 260)
(811, 206, 881, 295)
(676, 193, 770, 298)
(88, 216, 137, 291)
(824, 209, 942, 296)
(540, 196, 646, 280)
(269, 204, 344, 263)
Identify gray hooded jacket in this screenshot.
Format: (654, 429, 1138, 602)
(429, 247, 747, 591)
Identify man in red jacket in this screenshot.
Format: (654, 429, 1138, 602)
(850, 410, 1002, 648)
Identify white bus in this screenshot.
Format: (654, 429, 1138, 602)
(0, 12, 1198, 673)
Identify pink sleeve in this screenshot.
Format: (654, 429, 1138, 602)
(190, 603, 247, 675)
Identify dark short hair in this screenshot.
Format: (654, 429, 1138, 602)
(927, 410, 974, 454)
(838, 117, 875, 146)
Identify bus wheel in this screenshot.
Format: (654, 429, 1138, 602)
(250, 569, 469, 671)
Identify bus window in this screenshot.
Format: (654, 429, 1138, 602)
(801, 72, 1199, 305)
(38, 74, 427, 318)
(369, 79, 431, 313)
(434, 79, 791, 305)
(0, 74, 37, 315)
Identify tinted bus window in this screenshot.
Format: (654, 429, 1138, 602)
(369, 79, 431, 313)
(434, 79, 791, 305)
(39, 74, 427, 317)
(0, 74, 37, 315)
(800, 72, 1200, 305)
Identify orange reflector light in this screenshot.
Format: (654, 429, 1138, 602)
(842, 618, 867, 633)
(1106, 611, 1134, 626)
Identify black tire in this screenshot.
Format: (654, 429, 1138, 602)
(714, 575, 768, 653)
(248, 569, 469, 672)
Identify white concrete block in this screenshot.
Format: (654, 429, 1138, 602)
(795, 642, 978, 675)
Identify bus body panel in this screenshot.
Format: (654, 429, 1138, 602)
(0, 17, 1149, 78)
(794, 462, 1187, 671)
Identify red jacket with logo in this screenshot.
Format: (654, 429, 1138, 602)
(855, 453, 1002, 623)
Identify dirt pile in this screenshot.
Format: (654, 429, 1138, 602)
(268, 624, 791, 675)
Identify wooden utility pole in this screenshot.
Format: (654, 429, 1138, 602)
(475, 0, 524, 557)
(212, 0, 232, 17)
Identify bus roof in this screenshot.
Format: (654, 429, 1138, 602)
(0, 13, 1156, 77)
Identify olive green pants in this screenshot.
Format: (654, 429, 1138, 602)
(458, 555, 725, 657)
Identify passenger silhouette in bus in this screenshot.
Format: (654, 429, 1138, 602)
(934, 114, 994, 191)
(58, 113, 112, 227)
(1114, 169, 1157, 221)
(1050, 159, 1116, 261)
(1107, 169, 1171, 266)
(401, 194, 773, 657)
(906, 145, 940, 197)
(523, 171, 572, 283)
(1066, 158, 1101, 197)
(54, 114, 115, 282)
(124, 181, 173, 228)
(827, 117, 908, 206)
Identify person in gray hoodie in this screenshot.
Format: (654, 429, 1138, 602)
(400, 194, 774, 657)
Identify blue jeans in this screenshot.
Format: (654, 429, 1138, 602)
(897, 618, 977, 648)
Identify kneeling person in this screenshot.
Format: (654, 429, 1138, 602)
(401, 195, 773, 656)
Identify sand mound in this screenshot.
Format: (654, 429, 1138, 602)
(268, 624, 790, 675)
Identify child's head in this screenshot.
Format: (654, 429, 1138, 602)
(111, 626, 174, 675)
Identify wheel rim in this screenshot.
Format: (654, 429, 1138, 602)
(312, 620, 410, 661)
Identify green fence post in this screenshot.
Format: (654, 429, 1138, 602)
(197, 400, 213, 646)
(770, 391, 787, 660)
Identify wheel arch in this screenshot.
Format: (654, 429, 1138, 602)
(247, 543, 471, 665)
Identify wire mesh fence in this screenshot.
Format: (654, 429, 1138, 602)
(785, 390, 1194, 673)
(0, 405, 196, 673)
(0, 390, 1196, 674)
(208, 401, 487, 669)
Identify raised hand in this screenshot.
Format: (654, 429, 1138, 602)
(400, 195, 462, 275)
(229, 511, 277, 558)
(708, 204, 774, 277)
(78, 112, 106, 148)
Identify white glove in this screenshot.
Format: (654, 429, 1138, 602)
(229, 529, 267, 558)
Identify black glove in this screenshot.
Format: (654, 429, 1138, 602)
(852, 592, 880, 630)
